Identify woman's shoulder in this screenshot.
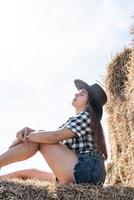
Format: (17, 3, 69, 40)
(75, 111, 91, 119)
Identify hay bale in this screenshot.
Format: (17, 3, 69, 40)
(0, 179, 55, 200)
(104, 48, 134, 186)
(126, 48, 134, 134)
(0, 179, 134, 200)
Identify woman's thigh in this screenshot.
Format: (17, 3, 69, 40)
(39, 143, 78, 184)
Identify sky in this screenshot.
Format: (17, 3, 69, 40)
(0, 0, 133, 175)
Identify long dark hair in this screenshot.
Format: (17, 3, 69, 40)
(86, 94, 108, 160)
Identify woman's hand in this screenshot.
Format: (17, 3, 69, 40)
(16, 127, 35, 141)
(8, 127, 36, 148)
(24, 131, 39, 143)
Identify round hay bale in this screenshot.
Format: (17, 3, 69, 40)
(104, 48, 133, 186)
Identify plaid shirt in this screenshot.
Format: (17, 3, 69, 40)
(60, 112, 97, 155)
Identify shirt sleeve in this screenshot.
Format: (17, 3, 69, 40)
(63, 112, 91, 137)
(58, 117, 72, 129)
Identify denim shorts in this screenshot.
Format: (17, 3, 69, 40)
(73, 152, 106, 185)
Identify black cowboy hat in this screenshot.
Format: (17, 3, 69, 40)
(74, 79, 107, 120)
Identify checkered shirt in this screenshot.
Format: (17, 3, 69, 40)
(60, 112, 97, 155)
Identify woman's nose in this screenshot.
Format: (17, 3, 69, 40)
(75, 93, 79, 98)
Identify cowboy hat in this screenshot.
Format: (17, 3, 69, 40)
(74, 79, 107, 120)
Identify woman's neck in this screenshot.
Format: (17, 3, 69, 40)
(75, 108, 87, 115)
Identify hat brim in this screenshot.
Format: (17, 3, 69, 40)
(74, 79, 91, 92)
(74, 79, 103, 120)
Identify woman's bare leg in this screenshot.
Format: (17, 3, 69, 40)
(0, 142, 39, 168)
(0, 169, 56, 183)
(39, 143, 78, 184)
(0, 142, 78, 184)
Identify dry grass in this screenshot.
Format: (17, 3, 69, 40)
(0, 179, 134, 200)
(104, 48, 134, 186)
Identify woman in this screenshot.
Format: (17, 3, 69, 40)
(0, 79, 108, 185)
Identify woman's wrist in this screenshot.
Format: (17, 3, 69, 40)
(24, 131, 40, 143)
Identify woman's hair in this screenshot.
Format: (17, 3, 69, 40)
(86, 93, 108, 160)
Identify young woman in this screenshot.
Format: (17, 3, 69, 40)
(0, 79, 108, 185)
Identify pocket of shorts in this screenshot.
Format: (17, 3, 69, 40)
(73, 155, 94, 184)
(92, 158, 106, 185)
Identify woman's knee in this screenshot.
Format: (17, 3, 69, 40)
(24, 142, 39, 153)
(29, 142, 39, 150)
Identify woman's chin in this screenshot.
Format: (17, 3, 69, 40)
(71, 101, 75, 107)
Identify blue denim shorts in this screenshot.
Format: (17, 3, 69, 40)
(73, 152, 106, 185)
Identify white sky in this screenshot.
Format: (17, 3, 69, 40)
(0, 0, 133, 174)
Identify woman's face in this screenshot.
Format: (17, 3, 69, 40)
(72, 89, 89, 111)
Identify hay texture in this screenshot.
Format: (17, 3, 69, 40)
(104, 48, 134, 186)
(0, 179, 134, 200)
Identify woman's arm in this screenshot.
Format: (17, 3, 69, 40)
(25, 128, 75, 144)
